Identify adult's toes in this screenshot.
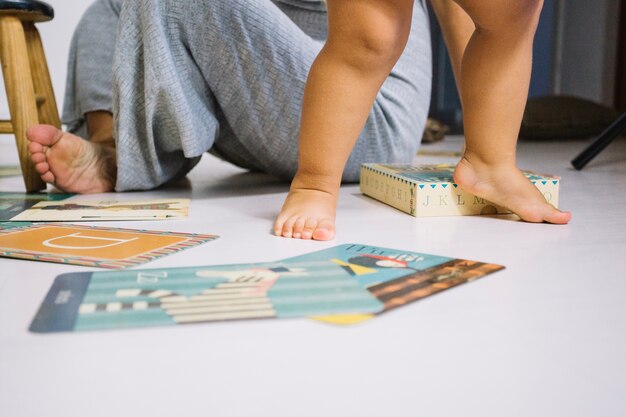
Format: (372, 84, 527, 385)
(26, 124, 63, 146)
(28, 141, 44, 154)
(30, 152, 46, 164)
(41, 171, 55, 184)
(34, 162, 50, 175)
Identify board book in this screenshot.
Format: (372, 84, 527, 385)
(360, 163, 560, 217)
(29, 244, 504, 332)
(10, 198, 190, 221)
(29, 261, 385, 332)
(281, 244, 504, 324)
(0, 223, 218, 269)
(0, 192, 73, 221)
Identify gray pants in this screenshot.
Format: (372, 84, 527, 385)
(63, 0, 432, 191)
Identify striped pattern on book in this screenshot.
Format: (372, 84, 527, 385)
(360, 163, 560, 217)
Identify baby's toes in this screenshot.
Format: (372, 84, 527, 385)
(312, 219, 336, 241)
(273, 214, 288, 237)
(292, 217, 307, 239)
(301, 218, 319, 240)
(543, 206, 572, 225)
(281, 216, 298, 238)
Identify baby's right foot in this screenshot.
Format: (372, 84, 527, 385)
(26, 124, 116, 193)
(453, 155, 572, 224)
(274, 188, 338, 241)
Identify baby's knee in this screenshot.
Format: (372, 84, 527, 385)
(470, 0, 543, 33)
(328, 18, 411, 72)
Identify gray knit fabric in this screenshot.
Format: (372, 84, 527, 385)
(62, 0, 432, 191)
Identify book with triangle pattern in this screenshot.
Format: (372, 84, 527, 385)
(360, 163, 560, 217)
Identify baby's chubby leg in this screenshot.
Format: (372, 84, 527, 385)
(274, 0, 415, 240)
(437, 0, 571, 223)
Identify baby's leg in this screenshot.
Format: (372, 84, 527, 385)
(450, 0, 571, 223)
(275, 0, 415, 240)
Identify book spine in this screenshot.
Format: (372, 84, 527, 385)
(360, 166, 416, 215)
(410, 182, 560, 217)
(530, 179, 560, 208)
(414, 185, 509, 216)
(361, 166, 560, 217)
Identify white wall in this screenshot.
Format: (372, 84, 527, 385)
(0, 0, 90, 121)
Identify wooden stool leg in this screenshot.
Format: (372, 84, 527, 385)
(0, 16, 46, 192)
(24, 23, 61, 128)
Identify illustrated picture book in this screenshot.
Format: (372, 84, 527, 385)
(30, 244, 504, 333)
(0, 192, 73, 221)
(0, 222, 218, 269)
(360, 163, 560, 217)
(29, 260, 386, 333)
(9, 198, 190, 222)
(281, 244, 505, 324)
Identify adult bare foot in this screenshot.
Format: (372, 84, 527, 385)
(453, 155, 572, 224)
(26, 124, 116, 193)
(274, 188, 337, 241)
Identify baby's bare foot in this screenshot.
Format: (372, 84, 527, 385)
(453, 155, 572, 224)
(274, 188, 337, 240)
(26, 124, 116, 193)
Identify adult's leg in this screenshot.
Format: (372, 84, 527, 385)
(28, 0, 324, 192)
(26, 0, 122, 193)
(29, 0, 430, 195)
(113, 0, 430, 191)
(211, 0, 431, 184)
(63, 0, 122, 144)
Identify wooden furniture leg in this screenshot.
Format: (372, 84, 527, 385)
(24, 22, 60, 128)
(0, 16, 46, 192)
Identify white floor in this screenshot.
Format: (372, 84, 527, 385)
(0, 134, 625, 417)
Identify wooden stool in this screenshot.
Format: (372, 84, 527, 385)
(0, 0, 59, 192)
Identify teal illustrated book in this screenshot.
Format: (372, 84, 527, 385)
(29, 244, 504, 332)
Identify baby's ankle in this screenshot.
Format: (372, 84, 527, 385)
(290, 170, 341, 196)
(460, 150, 517, 172)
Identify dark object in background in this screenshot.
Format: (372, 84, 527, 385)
(520, 96, 621, 140)
(571, 112, 626, 170)
(422, 118, 449, 144)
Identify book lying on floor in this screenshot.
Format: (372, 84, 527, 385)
(360, 163, 560, 217)
(29, 243, 504, 332)
(0, 222, 218, 269)
(9, 198, 190, 221)
(0, 192, 73, 221)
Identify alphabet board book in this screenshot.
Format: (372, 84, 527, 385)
(29, 261, 385, 333)
(9, 198, 190, 221)
(0, 192, 73, 221)
(0, 223, 218, 269)
(29, 244, 504, 332)
(281, 244, 505, 325)
(360, 163, 560, 217)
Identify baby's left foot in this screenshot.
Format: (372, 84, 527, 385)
(274, 188, 337, 241)
(454, 156, 572, 224)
